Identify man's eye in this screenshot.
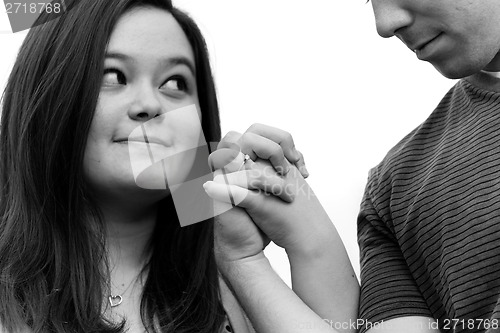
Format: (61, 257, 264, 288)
(102, 68, 126, 85)
(161, 76, 188, 92)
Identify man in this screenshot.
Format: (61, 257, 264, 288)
(358, 0, 500, 332)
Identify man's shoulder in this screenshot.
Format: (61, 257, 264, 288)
(371, 80, 473, 180)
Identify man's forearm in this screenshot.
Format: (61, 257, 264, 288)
(218, 254, 337, 333)
(288, 228, 360, 333)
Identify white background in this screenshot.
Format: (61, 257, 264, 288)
(0, 0, 455, 284)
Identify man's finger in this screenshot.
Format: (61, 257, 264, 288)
(218, 131, 242, 149)
(294, 150, 309, 178)
(237, 131, 290, 175)
(246, 123, 300, 162)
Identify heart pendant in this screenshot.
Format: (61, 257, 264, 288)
(109, 295, 123, 307)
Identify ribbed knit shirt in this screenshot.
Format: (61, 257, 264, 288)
(358, 75, 500, 333)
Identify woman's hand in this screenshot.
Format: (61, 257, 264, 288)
(209, 151, 270, 263)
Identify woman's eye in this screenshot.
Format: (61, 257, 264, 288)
(161, 76, 188, 92)
(102, 68, 126, 85)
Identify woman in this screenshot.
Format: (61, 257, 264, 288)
(0, 0, 359, 332)
(0, 0, 227, 332)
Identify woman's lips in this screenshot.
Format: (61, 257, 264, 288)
(115, 138, 169, 147)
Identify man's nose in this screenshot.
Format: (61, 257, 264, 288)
(372, 0, 413, 38)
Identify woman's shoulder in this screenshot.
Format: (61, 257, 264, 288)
(218, 275, 256, 333)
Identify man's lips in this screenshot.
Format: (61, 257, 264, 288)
(407, 33, 442, 52)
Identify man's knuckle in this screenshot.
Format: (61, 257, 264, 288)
(270, 144, 283, 157)
(247, 123, 261, 132)
(283, 131, 294, 144)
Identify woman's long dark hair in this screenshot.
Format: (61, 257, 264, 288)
(0, 0, 225, 332)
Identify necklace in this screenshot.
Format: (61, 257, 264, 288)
(108, 274, 140, 308)
(481, 69, 500, 79)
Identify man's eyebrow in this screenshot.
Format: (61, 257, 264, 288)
(104, 52, 196, 75)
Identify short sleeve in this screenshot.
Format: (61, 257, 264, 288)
(357, 169, 433, 333)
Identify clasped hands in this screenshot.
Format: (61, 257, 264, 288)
(204, 124, 336, 265)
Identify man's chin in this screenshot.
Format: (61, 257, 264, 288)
(433, 62, 479, 80)
(432, 55, 499, 80)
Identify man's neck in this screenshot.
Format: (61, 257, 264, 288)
(484, 51, 500, 72)
(466, 71, 500, 93)
(463, 51, 500, 92)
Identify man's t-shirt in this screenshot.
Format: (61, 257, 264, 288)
(358, 75, 500, 333)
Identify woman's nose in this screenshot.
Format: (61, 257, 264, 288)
(128, 83, 162, 121)
(371, 0, 413, 38)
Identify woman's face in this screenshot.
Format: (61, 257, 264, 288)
(83, 6, 202, 202)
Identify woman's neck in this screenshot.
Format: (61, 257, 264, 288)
(100, 200, 158, 271)
(98, 201, 159, 327)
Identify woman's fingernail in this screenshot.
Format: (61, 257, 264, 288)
(203, 181, 210, 192)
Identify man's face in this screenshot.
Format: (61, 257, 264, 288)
(371, 0, 500, 79)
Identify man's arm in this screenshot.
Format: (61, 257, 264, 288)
(287, 227, 359, 333)
(218, 253, 338, 333)
(357, 168, 437, 333)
